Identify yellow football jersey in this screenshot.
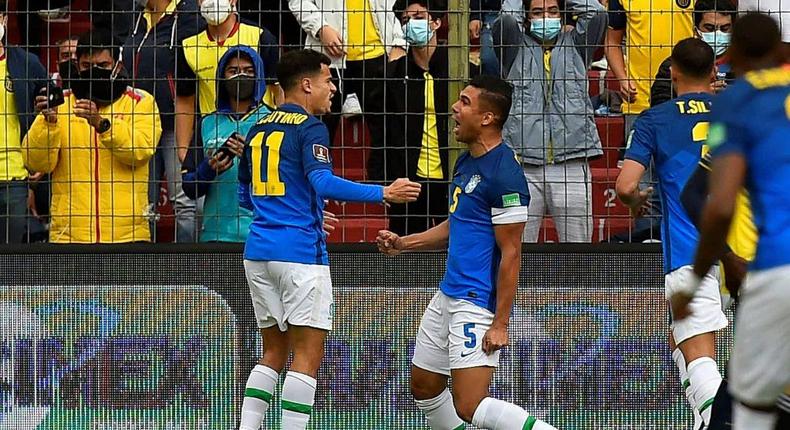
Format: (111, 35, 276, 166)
(608, 0, 694, 114)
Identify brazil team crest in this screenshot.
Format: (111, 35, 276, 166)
(676, 0, 691, 8)
(465, 175, 481, 193)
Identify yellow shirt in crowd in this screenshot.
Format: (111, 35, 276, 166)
(182, 22, 277, 115)
(345, 0, 386, 61)
(612, 0, 694, 114)
(0, 56, 26, 181)
(417, 72, 443, 180)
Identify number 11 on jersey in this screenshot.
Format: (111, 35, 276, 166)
(250, 131, 286, 197)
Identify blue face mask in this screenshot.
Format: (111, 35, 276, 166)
(700, 30, 731, 57)
(403, 19, 434, 47)
(530, 17, 562, 42)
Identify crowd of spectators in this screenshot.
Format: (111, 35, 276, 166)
(0, 0, 783, 244)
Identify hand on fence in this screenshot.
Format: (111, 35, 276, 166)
(482, 325, 509, 355)
(376, 230, 403, 256)
(34, 95, 58, 124)
(383, 178, 421, 203)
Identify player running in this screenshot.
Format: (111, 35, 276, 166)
(236, 49, 421, 430)
(616, 38, 727, 430)
(670, 13, 790, 430)
(377, 75, 557, 430)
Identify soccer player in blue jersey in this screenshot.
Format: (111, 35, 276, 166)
(669, 13, 790, 430)
(235, 49, 421, 430)
(377, 75, 557, 430)
(616, 38, 728, 430)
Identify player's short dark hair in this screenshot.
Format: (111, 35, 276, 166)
(693, 0, 737, 27)
(0, 1, 6, 13)
(276, 49, 332, 92)
(469, 75, 513, 129)
(730, 13, 782, 61)
(671, 38, 715, 80)
(75, 30, 120, 62)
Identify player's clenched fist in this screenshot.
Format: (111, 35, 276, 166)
(383, 178, 421, 203)
(376, 230, 403, 256)
(482, 325, 509, 355)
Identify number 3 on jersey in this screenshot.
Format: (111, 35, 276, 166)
(250, 131, 286, 196)
(693, 121, 710, 158)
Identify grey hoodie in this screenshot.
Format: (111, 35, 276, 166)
(494, 0, 607, 166)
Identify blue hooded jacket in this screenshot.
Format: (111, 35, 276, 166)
(182, 45, 271, 242)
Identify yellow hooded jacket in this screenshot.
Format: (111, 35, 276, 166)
(22, 88, 161, 243)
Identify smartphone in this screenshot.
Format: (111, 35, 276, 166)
(45, 80, 64, 108)
(218, 132, 244, 159)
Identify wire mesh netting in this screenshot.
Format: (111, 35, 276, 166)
(2, 0, 782, 244)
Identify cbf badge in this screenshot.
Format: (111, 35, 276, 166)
(4, 76, 13, 93)
(465, 174, 481, 193)
(676, 0, 691, 8)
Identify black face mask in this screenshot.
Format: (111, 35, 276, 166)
(224, 74, 256, 102)
(57, 60, 79, 89)
(70, 66, 129, 106)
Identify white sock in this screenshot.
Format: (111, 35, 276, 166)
(281, 371, 317, 430)
(414, 388, 466, 430)
(471, 397, 557, 430)
(733, 401, 777, 430)
(239, 365, 279, 430)
(687, 357, 722, 426)
(672, 348, 702, 428)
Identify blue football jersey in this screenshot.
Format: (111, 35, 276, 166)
(625, 92, 714, 273)
(440, 143, 530, 312)
(238, 104, 333, 265)
(707, 66, 790, 271)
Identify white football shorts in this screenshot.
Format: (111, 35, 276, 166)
(412, 290, 500, 376)
(243, 259, 333, 331)
(665, 265, 728, 344)
(729, 265, 790, 406)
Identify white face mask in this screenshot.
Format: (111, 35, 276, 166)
(201, 0, 233, 26)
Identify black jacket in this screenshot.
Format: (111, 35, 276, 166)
(124, 0, 206, 132)
(374, 45, 449, 182)
(6, 46, 48, 137)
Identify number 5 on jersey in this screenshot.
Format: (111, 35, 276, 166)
(250, 131, 286, 196)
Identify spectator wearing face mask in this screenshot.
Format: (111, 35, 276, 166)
(494, 0, 607, 243)
(383, 0, 448, 235)
(181, 46, 270, 243)
(53, 36, 79, 89)
(651, 0, 737, 107)
(0, 3, 48, 243)
(288, 0, 408, 182)
(175, 0, 279, 164)
(23, 30, 161, 243)
(124, 0, 206, 242)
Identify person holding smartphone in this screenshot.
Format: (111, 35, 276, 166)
(181, 46, 271, 243)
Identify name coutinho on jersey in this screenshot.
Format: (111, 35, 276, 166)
(260, 111, 309, 125)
